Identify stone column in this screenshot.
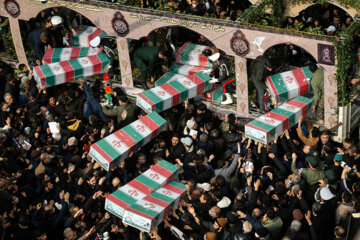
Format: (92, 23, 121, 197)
(235, 56, 249, 117)
(322, 64, 337, 129)
(8, 17, 27, 65)
(116, 37, 133, 87)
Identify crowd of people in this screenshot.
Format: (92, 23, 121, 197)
(136, 0, 355, 36)
(283, 8, 354, 36)
(0, 51, 360, 240)
(0, 2, 360, 240)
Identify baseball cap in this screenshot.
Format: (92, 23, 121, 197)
(327, 26, 336, 32)
(306, 156, 319, 168)
(334, 154, 343, 161)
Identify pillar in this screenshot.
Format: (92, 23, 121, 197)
(235, 56, 249, 117)
(8, 17, 27, 65)
(116, 37, 133, 87)
(322, 64, 338, 129)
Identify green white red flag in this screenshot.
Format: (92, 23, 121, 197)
(137, 72, 212, 113)
(33, 53, 110, 88)
(122, 181, 186, 232)
(42, 47, 102, 64)
(105, 161, 179, 219)
(69, 25, 107, 47)
(155, 72, 184, 87)
(176, 42, 212, 67)
(169, 63, 211, 76)
(245, 96, 313, 144)
(89, 112, 166, 171)
(266, 67, 313, 103)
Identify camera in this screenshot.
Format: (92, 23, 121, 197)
(340, 161, 348, 168)
(341, 161, 355, 173)
(242, 160, 253, 178)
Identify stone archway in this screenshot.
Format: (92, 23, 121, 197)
(16, 5, 103, 30)
(263, 42, 317, 64)
(256, 42, 337, 129)
(118, 25, 225, 89)
(286, 1, 358, 19)
(31, 7, 97, 28)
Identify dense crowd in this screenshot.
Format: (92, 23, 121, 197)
(0, 2, 360, 240)
(0, 54, 360, 240)
(136, 0, 355, 35)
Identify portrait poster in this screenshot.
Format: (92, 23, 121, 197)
(318, 44, 335, 65)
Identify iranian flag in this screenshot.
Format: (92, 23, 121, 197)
(266, 67, 313, 103)
(245, 119, 276, 144)
(42, 47, 102, 64)
(157, 160, 179, 181)
(169, 63, 211, 76)
(149, 181, 187, 212)
(105, 161, 179, 219)
(203, 84, 224, 102)
(122, 181, 187, 232)
(142, 161, 179, 188)
(176, 42, 212, 67)
(89, 112, 166, 171)
(122, 198, 167, 233)
(105, 181, 149, 219)
(245, 96, 313, 144)
(137, 72, 211, 113)
(33, 53, 110, 88)
(69, 25, 108, 47)
(155, 72, 184, 86)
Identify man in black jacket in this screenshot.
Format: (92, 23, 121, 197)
(250, 56, 273, 113)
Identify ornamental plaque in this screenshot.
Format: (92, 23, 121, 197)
(4, 0, 20, 18)
(112, 11, 129, 37)
(230, 30, 249, 57)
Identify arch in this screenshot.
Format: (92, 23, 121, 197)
(30, 7, 98, 30)
(263, 42, 317, 63)
(32, 7, 96, 27)
(286, 1, 357, 19)
(17, 5, 101, 30)
(128, 23, 235, 56)
(145, 26, 215, 46)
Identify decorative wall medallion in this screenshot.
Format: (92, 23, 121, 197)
(112, 11, 129, 37)
(238, 61, 244, 73)
(230, 30, 249, 57)
(328, 97, 334, 105)
(120, 39, 125, 50)
(239, 83, 245, 93)
(327, 75, 335, 86)
(328, 116, 335, 127)
(122, 60, 128, 70)
(240, 102, 246, 113)
(125, 78, 130, 86)
(4, 0, 20, 18)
